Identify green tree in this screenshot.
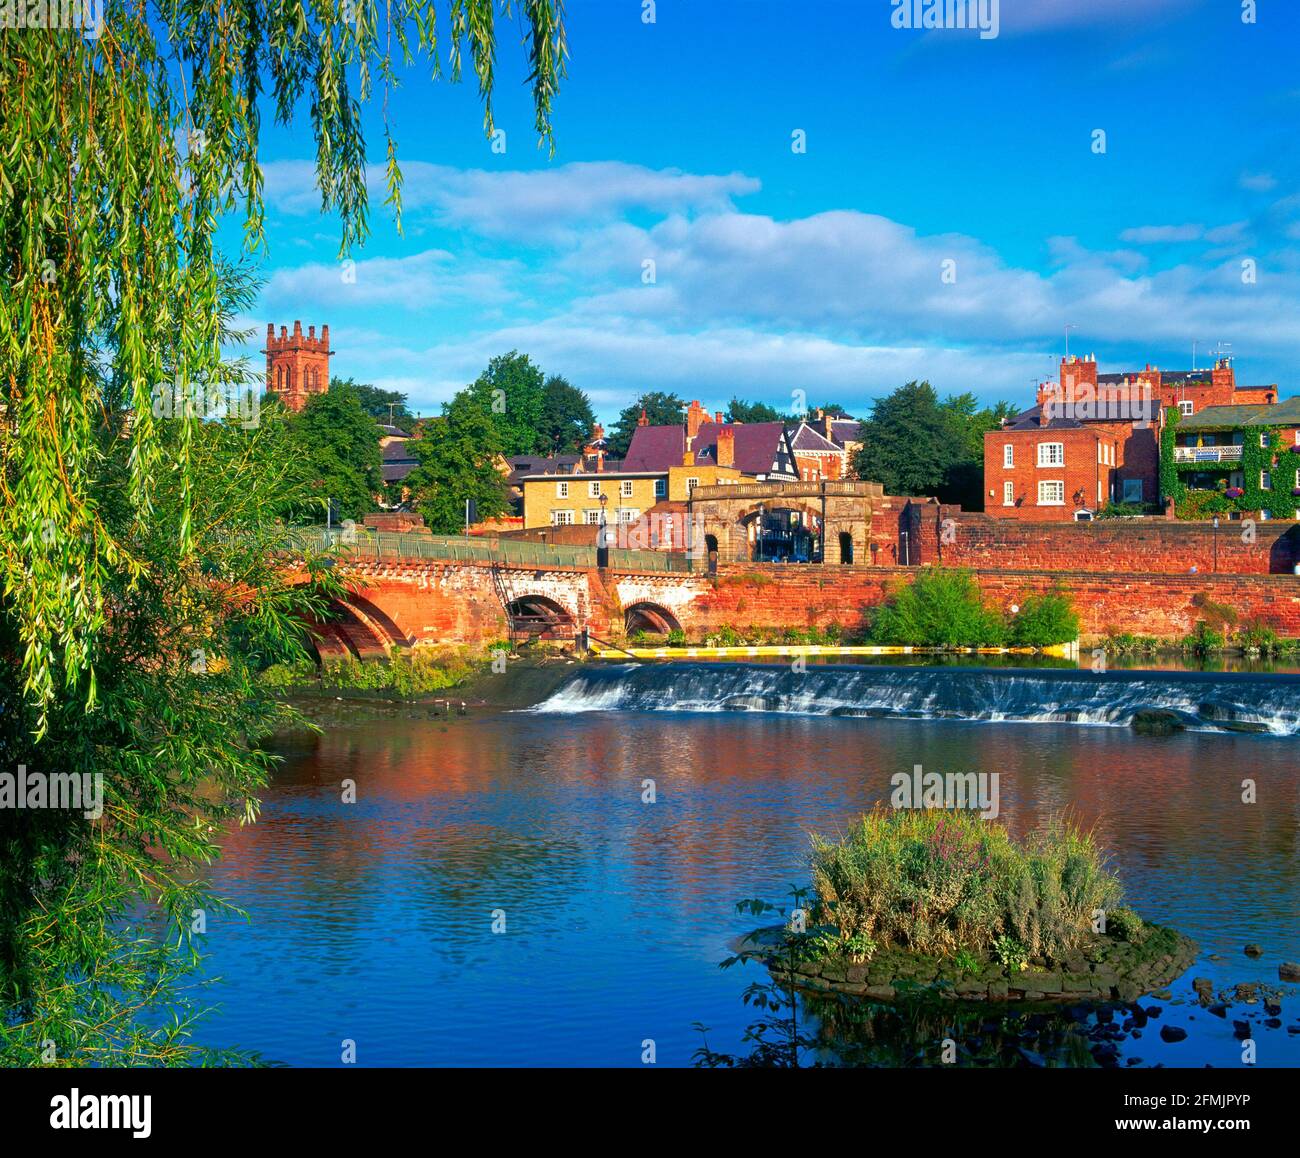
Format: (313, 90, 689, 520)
(290, 386, 384, 522)
(725, 397, 784, 424)
(868, 569, 1007, 647)
(0, 2, 565, 1063)
(854, 381, 954, 496)
(406, 394, 509, 533)
(538, 374, 596, 453)
(334, 377, 416, 429)
(461, 351, 548, 457)
(854, 383, 1012, 506)
(608, 391, 687, 458)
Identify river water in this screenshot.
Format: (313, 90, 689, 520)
(200, 663, 1300, 1067)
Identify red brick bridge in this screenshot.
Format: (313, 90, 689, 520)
(293, 554, 1300, 659)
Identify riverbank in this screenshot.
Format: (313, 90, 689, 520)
(273, 653, 580, 727)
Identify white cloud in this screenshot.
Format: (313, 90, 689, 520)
(1119, 224, 1205, 244)
(1240, 172, 1278, 193)
(255, 159, 1300, 417)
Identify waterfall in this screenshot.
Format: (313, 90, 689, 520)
(530, 662, 1300, 736)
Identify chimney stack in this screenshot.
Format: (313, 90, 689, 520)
(686, 399, 708, 442)
(716, 426, 735, 469)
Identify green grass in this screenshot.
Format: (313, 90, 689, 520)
(810, 809, 1125, 961)
(259, 646, 480, 696)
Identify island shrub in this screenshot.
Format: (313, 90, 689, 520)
(810, 810, 1124, 961)
(867, 568, 1008, 647)
(1008, 587, 1080, 647)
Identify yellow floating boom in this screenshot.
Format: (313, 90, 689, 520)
(591, 641, 1080, 660)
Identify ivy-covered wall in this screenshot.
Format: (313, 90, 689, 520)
(1161, 406, 1300, 521)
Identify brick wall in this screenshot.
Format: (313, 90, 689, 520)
(916, 509, 1300, 575)
(696, 564, 1300, 642)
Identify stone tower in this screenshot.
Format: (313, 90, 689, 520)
(264, 321, 332, 412)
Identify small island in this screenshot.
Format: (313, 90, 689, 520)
(744, 809, 1198, 1006)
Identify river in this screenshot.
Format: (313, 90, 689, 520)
(199, 662, 1300, 1067)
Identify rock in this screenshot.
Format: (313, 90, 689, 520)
(1192, 977, 1214, 996)
(1132, 709, 1184, 735)
(1159, 1025, 1187, 1043)
(1207, 1003, 1229, 1019)
(1144, 1006, 1163, 1019)
(1234, 983, 1260, 1003)
(1265, 1018, 1282, 1029)
(1265, 1000, 1282, 1017)
(1233, 1021, 1252, 1040)
(1152, 989, 1173, 1000)
(1245, 943, 1264, 957)
(1279, 962, 1300, 982)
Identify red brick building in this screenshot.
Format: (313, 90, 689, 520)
(986, 354, 1278, 520)
(265, 321, 332, 412)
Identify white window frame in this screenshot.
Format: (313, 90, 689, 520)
(555, 481, 569, 499)
(1003, 480, 1014, 506)
(551, 510, 574, 526)
(588, 481, 602, 498)
(1003, 444, 1014, 468)
(1178, 400, 1194, 416)
(1261, 470, 1272, 491)
(617, 508, 640, 525)
(583, 510, 603, 525)
(620, 479, 634, 498)
(1037, 442, 1064, 467)
(1037, 480, 1065, 506)
(686, 477, 700, 493)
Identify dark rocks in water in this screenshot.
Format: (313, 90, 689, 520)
(1159, 1025, 1188, 1043)
(828, 706, 891, 718)
(1132, 709, 1185, 735)
(1279, 962, 1300, 982)
(1232, 1020, 1252, 1040)
(1215, 720, 1270, 734)
(1152, 989, 1173, 1001)
(1192, 977, 1214, 1002)
(1265, 1000, 1282, 1017)
(1144, 1006, 1163, 1019)
(1207, 1003, 1228, 1019)
(1245, 943, 1263, 957)
(1126, 1057, 1143, 1066)
(721, 694, 781, 712)
(1265, 1018, 1282, 1029)
(1289, 1025, 1300, 1035)
(1234, 982, 1260, 1003)
(1197, 700, 1237, 721)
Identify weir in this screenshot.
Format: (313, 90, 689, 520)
(531, 662, 1300, 736)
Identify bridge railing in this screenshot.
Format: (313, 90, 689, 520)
(286, 526, 692, 573)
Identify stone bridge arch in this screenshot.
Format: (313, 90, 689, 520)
(624, 601, 682, 636)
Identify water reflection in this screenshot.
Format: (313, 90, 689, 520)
(201, 710, 1300, 1066)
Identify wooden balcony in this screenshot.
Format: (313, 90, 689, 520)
(1173, 445, 1243, 464)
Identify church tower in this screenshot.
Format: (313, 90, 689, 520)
(264, 321, 332, 412)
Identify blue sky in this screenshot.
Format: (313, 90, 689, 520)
(234, 0, 1300, 422)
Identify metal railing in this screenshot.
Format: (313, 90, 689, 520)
(1173, 445, 1243, 463)
(285, 526, 692, 573)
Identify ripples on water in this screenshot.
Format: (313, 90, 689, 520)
(200, 665, 1300, 1067)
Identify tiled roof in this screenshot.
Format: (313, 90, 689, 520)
(382, 441, 418, 462)
(620, 421, 796, 475)
(623, 426, 685, 472)
(1001, 405, 1085, 431)
(382, 462, 418, 482)
(789, 422, 842, 452)
(830, 419, 862, 446)
(1177, 397, 1300, 431)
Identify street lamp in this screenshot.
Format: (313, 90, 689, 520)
(1212, 515, 1219, 573)
(597, 492, 609, 568)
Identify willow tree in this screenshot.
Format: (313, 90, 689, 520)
(0, 3, 565, 1064)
